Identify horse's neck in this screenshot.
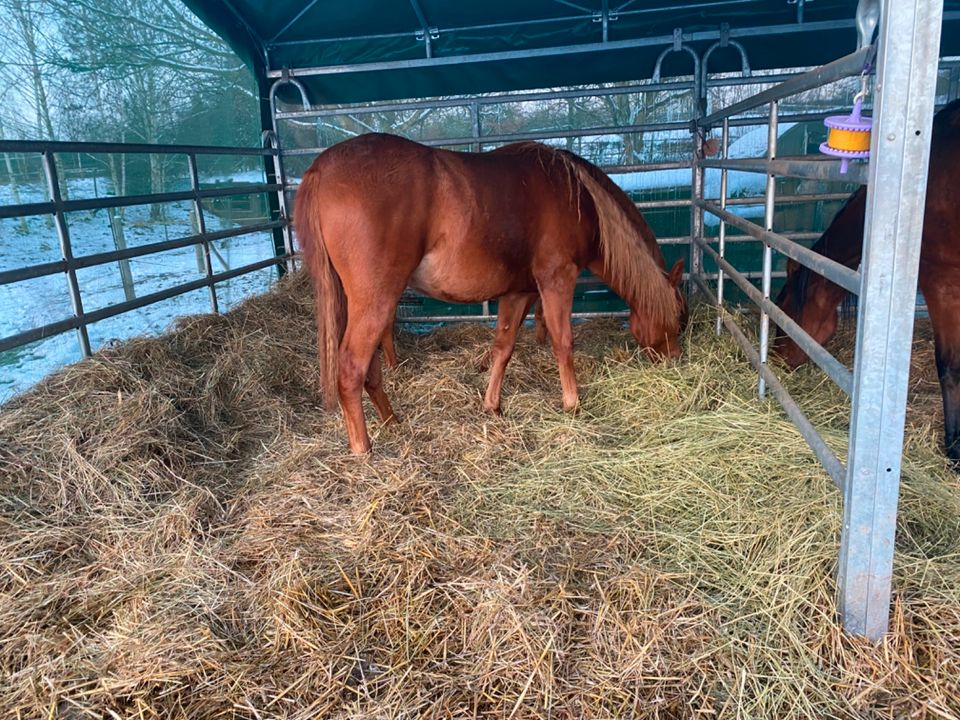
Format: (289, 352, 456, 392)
(817, 189, 867, 269)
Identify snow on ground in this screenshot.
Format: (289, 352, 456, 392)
(1, 176, 279, 403)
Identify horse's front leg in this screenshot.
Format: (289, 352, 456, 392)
(365, 350, 396, 423)
(482, 293, 537, 415)
(537, 266, 579, 412)
(935, 348, 960, 464)
(921, 277, 960, 465)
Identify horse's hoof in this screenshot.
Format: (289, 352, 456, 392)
(482, 404, 502, 416)
(562, 400, 580, 414)
(349, 439, 372, 454)
(946, 445, 960, 469)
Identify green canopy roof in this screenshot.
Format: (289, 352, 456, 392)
(183, 0, 960, 105)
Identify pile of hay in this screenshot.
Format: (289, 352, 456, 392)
(1, 272, 958, 719)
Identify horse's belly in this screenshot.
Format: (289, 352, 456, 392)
(408, 251, 519, 303)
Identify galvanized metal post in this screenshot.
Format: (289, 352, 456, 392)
(758, 101, 778, 399)
(41, 151, 91, 357)
(473, 105, 492, 320)
(187, 153, 219, 314)
(716, 118, 729, 335)
(838, 0, 944, 641)
(690, 129, 704, 300)
(267, 75, 310, 274)
(262, 131, 296, 273)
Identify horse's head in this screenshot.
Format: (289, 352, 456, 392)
(772, 258, 843, 369)
(629, 259, 686, 361)
(772, 188, 865, 369)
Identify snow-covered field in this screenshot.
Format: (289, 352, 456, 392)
(1, 175, 280, 403)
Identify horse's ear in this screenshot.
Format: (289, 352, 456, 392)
(668, 259, 684, 287)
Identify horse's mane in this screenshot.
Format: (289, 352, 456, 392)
(494, 142, 678, 327)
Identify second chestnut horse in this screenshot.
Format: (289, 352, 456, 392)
(295, 134, 687, 453)
(774, 99, 960, 462)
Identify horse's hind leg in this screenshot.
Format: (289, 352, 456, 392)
(482, 293, 537, 415)
(381, 326, 399, 369)
(339, 302, 398, 454)
(537, 266, 579, 411)
(365, 350, 396, 423)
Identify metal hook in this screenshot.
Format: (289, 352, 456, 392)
(855, 0, 881, 51)
(652, 29, 704, 117)
(268, 73, 311, 137)
(700, 24, 752, 116)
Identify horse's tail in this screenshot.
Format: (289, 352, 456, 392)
(294, 165, 344, 410)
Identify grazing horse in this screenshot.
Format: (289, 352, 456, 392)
(295, 134, 687, 453)
(774, 99, 960, 461)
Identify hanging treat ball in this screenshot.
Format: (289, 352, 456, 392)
(819, 97, 872, 173)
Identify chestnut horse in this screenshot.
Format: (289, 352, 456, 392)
(295, 134, 687, 453)
(774, 99, 960, 461)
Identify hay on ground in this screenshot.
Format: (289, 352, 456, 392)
(1, 271, 958, 719)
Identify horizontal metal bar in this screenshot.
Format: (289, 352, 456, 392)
(0, 183, 281, 220)
(268, 9, 595, 48)
(281, 120, 692, 155)
(276, 80, 696, 121)
(721, 192, 854, 207)
(82, 256, 288, 326)
(700, 156, 869, 185)
(697, 199, 861, 295)
(73, 220, 285, 270)
(699, 47, 871, 127)
(0, 139, 277, 157)
(708, 102, 953, 128)
(0, 221, 285, 287)
(396, 309, 631, 323)
(637, 197, 847, 214)
(0, 258, 68, 286)
(695, 236, 852, 395)
(268, 33, 704, 77)
(606, 161, 691, 173)
(704, 231, 823, 243)
(717, 301, 846, 488)
(443, 120, 692, 146)
(266, 18, 879, 79)
(0, 316, 80, 354)
(637, 199, 691, 210)
(0, 255, 290, 355)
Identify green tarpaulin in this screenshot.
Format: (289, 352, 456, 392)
(182, 1, 960, 105)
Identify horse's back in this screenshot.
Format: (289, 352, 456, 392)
(296, 134, 596, 303)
